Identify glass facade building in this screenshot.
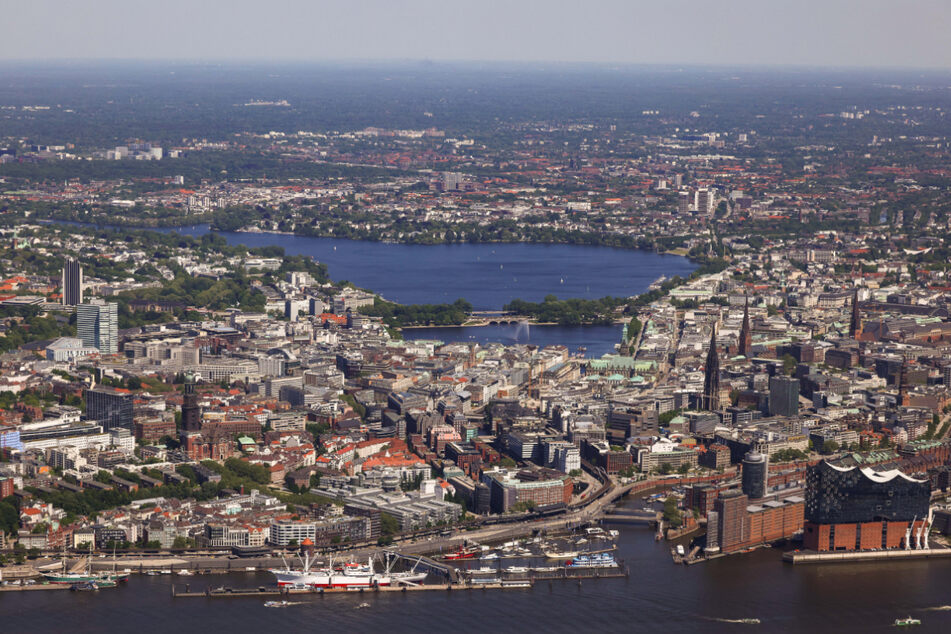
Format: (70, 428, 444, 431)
(805, 461, 930, 524)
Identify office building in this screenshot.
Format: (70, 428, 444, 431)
(741, 451, 768, 499)
(715, 490, 749, 552)
(695, 188, 715, 215)
(76, 300, 118, 355)
(85, 387, 134, 431)
(61, 257, 83, 306)
(481, 468, 573, 513)
(769, 376, 800, 417)
(677, 190, 691, 214)
(269, 519, 317, 546)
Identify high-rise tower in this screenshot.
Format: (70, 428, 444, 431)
(76, 300, 118, 354)
(61, 257, 83, 306)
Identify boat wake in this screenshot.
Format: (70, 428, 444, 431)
(922, 605, 951, 611)
(706, 617, 761, 625)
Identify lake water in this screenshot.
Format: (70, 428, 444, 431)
(62, 223, 695, 310)
(200, 229, 695, 310)
(401, 324, 624, 358)
(62, 222, 693, 356)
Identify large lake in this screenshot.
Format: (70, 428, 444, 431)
(65, 223, 695, 355)
(170, 227, 696, 310)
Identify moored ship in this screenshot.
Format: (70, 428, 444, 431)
(270, 552, 409, 589)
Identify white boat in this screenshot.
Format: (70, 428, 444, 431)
(504, 566, 529, 573)
(177, 570, 195, 576)
(264, 600, 297, 608)
(481, 553, 500, 560)
(567, 553, 619, 569)
(543, 551, 579, 559)
(271, 552, 400, 589)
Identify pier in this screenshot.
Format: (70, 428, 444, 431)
(0, 583, 71, 593)
(171, 582, 532, 598)
(783, 548, 951, 565)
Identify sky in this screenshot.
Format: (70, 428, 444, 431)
(3, 0, 951, 69)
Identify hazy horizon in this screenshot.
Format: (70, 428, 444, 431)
(3, 0, 951, 70)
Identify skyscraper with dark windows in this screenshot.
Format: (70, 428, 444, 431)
(61, 257, 83, 306)
(85, 386, 133, 431)
(769, 376, 800, 417)
(741, 451, 768, 499)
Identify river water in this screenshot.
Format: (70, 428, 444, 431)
(5, 494, 950, 632)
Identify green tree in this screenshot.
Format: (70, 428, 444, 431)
(380, 513, 400, 537)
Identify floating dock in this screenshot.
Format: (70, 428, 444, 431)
(783, 548, 951, 565)
(0, 584, 71, 592)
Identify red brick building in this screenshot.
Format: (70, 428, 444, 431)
(803, 520, 929, 551)
(714, 490, 804, 553)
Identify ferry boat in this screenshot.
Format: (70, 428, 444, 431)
(895, 616, 921, 627)
(567, 553, 619, 569)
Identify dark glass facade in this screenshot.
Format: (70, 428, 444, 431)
(805, 461, 930, 524)
(85, 387, 133, 431)
(769, 376, 800, 417)
(741, 452, 768, 499)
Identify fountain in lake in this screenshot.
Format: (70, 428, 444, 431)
(514, 320, 530, 343)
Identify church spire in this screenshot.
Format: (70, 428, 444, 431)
(739, 295, 752, 358)
(703, 324, 721, 411)
(849, 287, 862, 339)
